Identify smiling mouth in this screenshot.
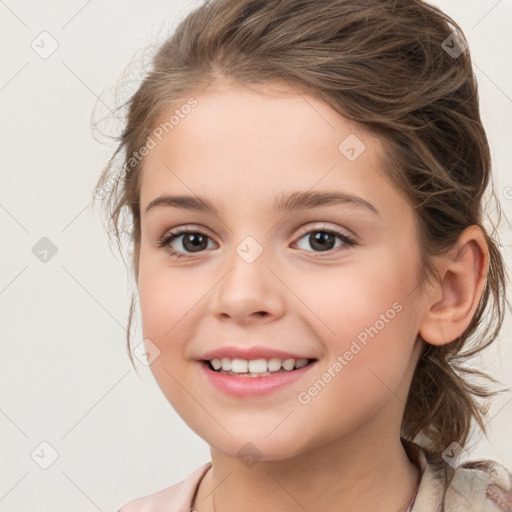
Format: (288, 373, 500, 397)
(202, 358, 317, 377)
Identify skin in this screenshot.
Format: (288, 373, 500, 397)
(135, 77, 489, 512)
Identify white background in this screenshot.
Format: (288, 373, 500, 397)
(1, 0, 511, 510)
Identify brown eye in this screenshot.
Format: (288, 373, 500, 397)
(157, 227, 215, 257)
(295, 227, 356, 254)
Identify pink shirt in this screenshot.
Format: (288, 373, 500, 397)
(117, 441, 512, 511)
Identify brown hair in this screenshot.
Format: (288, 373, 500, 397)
(93, 0, 510, 471)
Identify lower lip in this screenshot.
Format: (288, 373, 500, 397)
(199, 360, 317, 397)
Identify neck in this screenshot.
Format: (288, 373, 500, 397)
(194, 424, 420, 512)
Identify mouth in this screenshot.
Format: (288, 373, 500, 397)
(200, 357, 318, 378)
(199, 356, 319, 397)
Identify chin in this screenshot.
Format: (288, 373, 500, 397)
(206, 432, 309, 463)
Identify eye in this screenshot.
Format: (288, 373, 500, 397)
(156, 227, 216, 259)
(293, 225, 357, 256)
(156, 224, 357, 259)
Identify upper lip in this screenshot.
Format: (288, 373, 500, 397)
(199, 345, 317, 361)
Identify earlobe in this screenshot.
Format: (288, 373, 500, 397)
(418, 225, 489, 347)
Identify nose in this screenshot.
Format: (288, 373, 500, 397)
(209, 250, 286, 324)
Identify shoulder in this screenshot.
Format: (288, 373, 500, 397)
(444, 458, 512, 511)
(405, 440, 512, 512)
(116, 462, 212, 512)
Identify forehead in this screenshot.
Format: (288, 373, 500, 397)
(147, 80, 370, 163)
(138, 80, 402, 218)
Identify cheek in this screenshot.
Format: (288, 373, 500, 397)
(295, 277, 417, 436)
(309, 258, 413, 339)
(137, 246, 196, 342)
(304, 250, 419, 386)
(137, 261, 199, 413)
(137, 268, 171, 345)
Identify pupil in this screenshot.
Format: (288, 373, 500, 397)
(311, 231, 334, 251)
(184, 233, 207, 252)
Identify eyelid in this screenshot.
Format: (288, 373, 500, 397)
(157, 222, 358, 257)
(157, 224, 214, 242)
(294, 222, 355, 239)
(158, 222, 354, 243)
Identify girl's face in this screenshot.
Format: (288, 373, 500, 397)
(137, 79, 426, 460)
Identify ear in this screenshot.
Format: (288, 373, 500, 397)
(418, 225, 489, 346)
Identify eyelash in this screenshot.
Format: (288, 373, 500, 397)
(156, 225, 358, 260)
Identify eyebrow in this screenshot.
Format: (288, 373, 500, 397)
(144, 190, 380, 217)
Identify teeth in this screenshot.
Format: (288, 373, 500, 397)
(209, 356, 311, 375)
(211, 358, 222, 371)
(267, 358, 282, 372)
(282, 359, 295, 371)
(248, 359, 267, 373)
(230, 359, 248, 373)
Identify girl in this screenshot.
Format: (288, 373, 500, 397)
(94, 0, 512, 510)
